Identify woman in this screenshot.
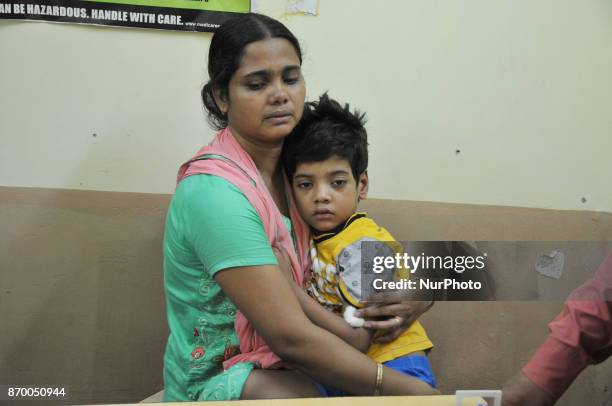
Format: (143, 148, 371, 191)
(163, 13, 436, 401)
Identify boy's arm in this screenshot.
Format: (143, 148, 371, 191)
(273, 248, 373, 352)
(293, 283, 373, 352)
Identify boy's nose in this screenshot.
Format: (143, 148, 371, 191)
(314, 186, 331, 203)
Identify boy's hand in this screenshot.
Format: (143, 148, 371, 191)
(356, 291, 434, 343)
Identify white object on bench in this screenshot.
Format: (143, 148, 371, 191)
(455, 390, 502, 406)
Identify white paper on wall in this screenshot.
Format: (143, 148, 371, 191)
(286, 0, 318, 16)
(535, 250, 565, 279)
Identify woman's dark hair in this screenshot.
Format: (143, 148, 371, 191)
(283, 93, 368, 182)
(202, 13, 303, 130)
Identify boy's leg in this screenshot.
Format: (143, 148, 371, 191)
(241, 369, 322, 399)
(383, 351, 438, 389)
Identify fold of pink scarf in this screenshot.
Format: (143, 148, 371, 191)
(177, 127, 310, 370)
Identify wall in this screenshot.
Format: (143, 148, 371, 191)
(1, 0, 612, 210)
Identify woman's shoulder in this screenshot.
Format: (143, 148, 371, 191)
(176, 173, 242, 196)
(166, 174, 276, 276)
(167, 174, 261, 232)
(173, 174, 249, 210)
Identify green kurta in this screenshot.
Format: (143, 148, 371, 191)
(163, 174, 289, 401)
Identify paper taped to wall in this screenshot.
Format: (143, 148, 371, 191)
(286, 0, 318, 16)
(535, 250, 565, 279)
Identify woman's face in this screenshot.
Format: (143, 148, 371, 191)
(216, 38, 306, 145)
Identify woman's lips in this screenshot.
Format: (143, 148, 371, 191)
(264, 111, 293, 124)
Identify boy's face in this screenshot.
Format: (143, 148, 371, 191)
(292, 155, 368, 232)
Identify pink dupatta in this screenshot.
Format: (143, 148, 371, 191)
(176, 127, 311, 370)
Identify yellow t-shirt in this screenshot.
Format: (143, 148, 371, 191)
(306, 213, 433, 363)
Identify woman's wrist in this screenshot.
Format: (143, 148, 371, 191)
(373, 363, 383, 395)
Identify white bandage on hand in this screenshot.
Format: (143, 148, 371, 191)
(343, 305, 365, 328)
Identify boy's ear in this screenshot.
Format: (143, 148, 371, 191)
(357, 171, 369, 201)
(212, 87, 229, 115)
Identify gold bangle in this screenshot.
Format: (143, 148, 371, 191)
(374, 362, 383, 396)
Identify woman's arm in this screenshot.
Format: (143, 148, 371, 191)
(291, 279, 373, 352)
(273, 247, 373, 352)
(214, 264, 438, 396)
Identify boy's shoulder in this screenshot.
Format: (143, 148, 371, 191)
(342, 213, 395, 242)
(314, 213, 397, 258)
(331, 215, 400, 282)
(312, 213, 398, 259)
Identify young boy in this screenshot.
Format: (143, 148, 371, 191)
(282, 94, 436, 390)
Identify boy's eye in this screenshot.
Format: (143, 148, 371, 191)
(331, 179, 347, 187)
(296, 181, 312, 189)
(284, 76, 299, 85)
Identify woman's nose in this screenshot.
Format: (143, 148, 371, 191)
(269, 80, 289, 104)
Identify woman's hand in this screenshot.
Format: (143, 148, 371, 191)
(356, 291, 434, 343)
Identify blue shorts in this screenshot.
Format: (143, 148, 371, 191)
(384, 355, 437, 388)
(314, 354, 437, 397)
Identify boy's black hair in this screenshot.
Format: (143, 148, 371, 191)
(283, 93, 368, 182)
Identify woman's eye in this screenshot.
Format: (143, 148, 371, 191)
(246, 82, 265, 90)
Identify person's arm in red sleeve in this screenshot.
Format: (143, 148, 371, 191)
(504, 252, 612, 405)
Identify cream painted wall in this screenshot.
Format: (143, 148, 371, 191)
(1, 0, 611, 211)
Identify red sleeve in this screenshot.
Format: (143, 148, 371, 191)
(522, 252, 612, 398)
